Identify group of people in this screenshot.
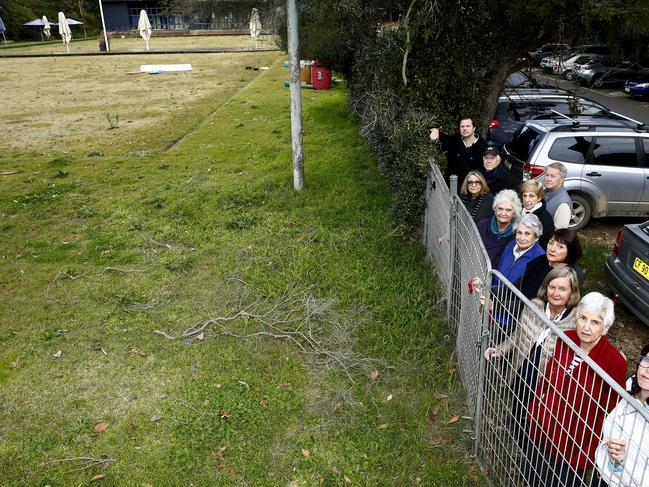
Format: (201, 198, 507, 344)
(432, 117, 649, 487)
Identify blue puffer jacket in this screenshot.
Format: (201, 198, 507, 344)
(495, 240, 545, 285)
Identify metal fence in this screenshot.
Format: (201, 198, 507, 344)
(423, 159, 649, 486)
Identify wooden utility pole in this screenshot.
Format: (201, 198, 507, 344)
(287, 0, 304, 190)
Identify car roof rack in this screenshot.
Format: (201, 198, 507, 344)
(549, 109, 580, 127)
(607, 110, 646, 130)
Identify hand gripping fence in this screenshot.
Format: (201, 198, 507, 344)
(423, 158, 649, 486)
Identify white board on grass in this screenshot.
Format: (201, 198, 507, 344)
(140, 64, 192, 73)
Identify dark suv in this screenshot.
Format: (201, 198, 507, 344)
(502, 114, 649, 229)
(488, 89, 611, 147)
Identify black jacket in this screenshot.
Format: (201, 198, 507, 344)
(529, 201, 555, 249)
(516, 255, 585, 300)
(461, 192, 494, 224)
(480, 163, 518, 195)
(439, 133, 487, 189)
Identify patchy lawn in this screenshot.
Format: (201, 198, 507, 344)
(0, 55, 482, 485)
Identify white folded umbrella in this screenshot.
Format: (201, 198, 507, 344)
(58, 12, 72, 53)
(138, 10, 151, 51)
(42, 16, 51, 38)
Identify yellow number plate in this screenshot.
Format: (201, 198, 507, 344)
(633, 257, 649, 280)
(625, 87, 631, 93)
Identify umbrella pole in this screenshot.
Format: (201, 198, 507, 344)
(2, 32, 6, 45)
(146, 40, 149, 51)
(40, 29, 43, 42)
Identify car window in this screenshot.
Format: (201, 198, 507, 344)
(548, 136, 592, 164)
(643, 139, 649, 166)
(506, 126, 543, 161)
(591, 137, 638, 167)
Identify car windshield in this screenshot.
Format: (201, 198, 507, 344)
(506, 126, 543, 161)
(505, 100, 608, 121)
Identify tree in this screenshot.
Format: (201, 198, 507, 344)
(280, 0, 649, 228)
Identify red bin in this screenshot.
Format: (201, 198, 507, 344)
(312, 63, 332, 90)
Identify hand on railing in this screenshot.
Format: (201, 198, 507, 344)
(468, 278, 487, 311)
(603, 437, 627, 465)
(484, 347, 503, 360)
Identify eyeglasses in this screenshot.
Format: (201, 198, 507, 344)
(467, 180, 482, 186)
(639, 355, 649, 368)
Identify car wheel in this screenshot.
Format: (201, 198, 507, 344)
(591, 76, 604, 88)
(569, 194, 592, 230)
(564, 70, 574, 80)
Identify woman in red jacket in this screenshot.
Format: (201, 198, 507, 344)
(525, 292, 627, 487)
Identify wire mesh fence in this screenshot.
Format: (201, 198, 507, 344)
(423, 161, 649, 486)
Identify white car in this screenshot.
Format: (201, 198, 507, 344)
(555, 53, 606, 80)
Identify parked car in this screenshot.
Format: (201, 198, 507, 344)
(501, 115, 649, 229)
(576, 60, 649, 87)
(488, 90, 610, 147)
(554, 53, 607, 80)
(624, 75, 649, 98)
(605, 220, 649, 327)
(505, 70, 541, 88)
(527, 43, 571, 66)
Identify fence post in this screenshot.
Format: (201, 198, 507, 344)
(423, 176, 431, 248)
(445, 175, 458, 322)
(471, 271, 493, 458)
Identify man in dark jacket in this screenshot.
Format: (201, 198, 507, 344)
(430, 116, 487, 189)
(479, 145, 519, 195)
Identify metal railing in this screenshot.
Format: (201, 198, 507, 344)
(423, 158, 649, 486)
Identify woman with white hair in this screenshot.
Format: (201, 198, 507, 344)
(525, 292, 627, 487)
(477, 189, 522, 267)
(494, 213, 545, 285)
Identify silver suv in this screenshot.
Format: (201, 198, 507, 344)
(502, 114, 649, 229)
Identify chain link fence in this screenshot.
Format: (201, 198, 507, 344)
(423, 159, 649, 486)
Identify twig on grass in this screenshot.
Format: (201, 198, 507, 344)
(41, 456, 114, 473)
(47, 267, 145, 296)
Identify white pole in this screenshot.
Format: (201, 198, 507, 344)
(98, 0, 109, 52)
(287, 0, 304, 191)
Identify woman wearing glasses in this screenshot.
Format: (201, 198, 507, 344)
(593, 344, 649, 487)
(460, 171, 494, 224)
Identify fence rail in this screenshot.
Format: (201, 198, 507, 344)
(423, 158, 649, 486)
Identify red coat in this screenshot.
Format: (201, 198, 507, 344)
(528, 330, 626, 471)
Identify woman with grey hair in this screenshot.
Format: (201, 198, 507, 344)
(477, 189, 523, 267)
(494, 213, 545, 285)
(526, 292, 627, 487)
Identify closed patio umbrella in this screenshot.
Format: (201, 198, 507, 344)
(249, 8, 261, 39)
(138, 10, 151, 51)
(42, 16, 51, 38)
(58, 12, 72, 53)
(249, 8, 261, 49)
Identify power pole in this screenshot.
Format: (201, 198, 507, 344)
(98, 0, 109, 52)
(286, 0, 304, 191)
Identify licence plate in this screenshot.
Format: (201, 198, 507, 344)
(625, 87, 631, 93)
(633, 257, 649, 280)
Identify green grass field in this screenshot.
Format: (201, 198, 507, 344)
(0, 53, 482, 486)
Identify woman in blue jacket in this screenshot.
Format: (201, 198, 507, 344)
(495, 213, 545, 285)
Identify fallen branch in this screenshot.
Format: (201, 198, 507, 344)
(154, 281, 389, 383)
